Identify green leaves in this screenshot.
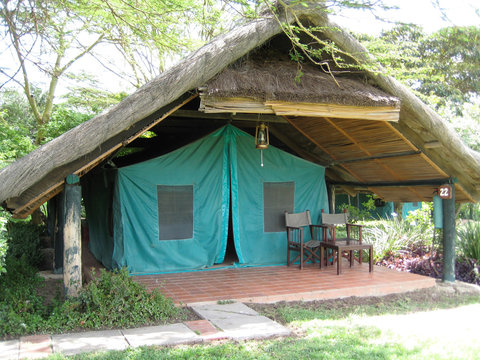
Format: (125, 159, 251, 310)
(1, 0, 226, 148)
(0, 213, 7, 274)
(363, 218, 433, 261)
(457, 221, 480, 262)
(0, 86, 125, 166)
(72, 268, 179, 329)
(0, 264, 181, 337)
(360, 24, 480, 112)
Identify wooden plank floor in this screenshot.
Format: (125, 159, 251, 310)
(133, 262, 436, 305)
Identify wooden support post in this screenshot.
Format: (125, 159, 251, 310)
(63, 174, 82, 297)
(46, 199, 56, 247)
(442, 186, 456, 282)
(53, 194, 64, 274)
(327, 184, 336, 213)
(394, 202, 404, 218)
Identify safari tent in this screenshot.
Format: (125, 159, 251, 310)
(1, 2, 480, 289)
(83, 125, 328, 273)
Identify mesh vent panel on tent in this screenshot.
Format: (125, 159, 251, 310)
(157, 185, 193, 240)
(263, 181, 295, 232)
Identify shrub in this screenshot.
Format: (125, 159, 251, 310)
(0, 214, 7, 274)
(339, 195, 377, 222)
(405, 202, 434, 234)
(0, 264, 180, 338)
(364, 218, 432, 261)
(457, 203, 480, 221)
(0, 257, 47, 337)
(78, 268, 178, 328)
(45, 268, 179, 331)
(457, 221, 480, 262)
(6, 220, 44, 268)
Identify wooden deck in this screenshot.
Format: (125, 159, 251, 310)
(133, 261, 436, 305)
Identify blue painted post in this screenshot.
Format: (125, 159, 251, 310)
(63, 174, 82, 297)
(442, 186, 456, 282)
(433, 195, 443, 229)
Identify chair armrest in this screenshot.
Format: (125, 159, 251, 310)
(310, 224, 328, 229)
(286, 226, 304, 236)
(286, 226, 304, 245)
(286, 226, 303, 231)
(309, 224, 327, 240)
(346, 223, 363, 243)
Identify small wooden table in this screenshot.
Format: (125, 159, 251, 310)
(319, 240, 373, 275)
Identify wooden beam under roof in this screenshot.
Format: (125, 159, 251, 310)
(268, 101, 400, 122)
(171, 109, 287, 123)
(330, 150, 422, 166)
(268, 124, 330, 165)
(198, 96, 400, 122)
(331, 178, 452, 187)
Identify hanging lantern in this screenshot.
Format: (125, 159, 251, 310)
(255, 123, 269, 167)
(255, 123, 269, 149)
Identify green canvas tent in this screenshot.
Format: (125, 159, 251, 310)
(83, 125, 328, 274)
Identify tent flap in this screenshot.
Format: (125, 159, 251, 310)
(230, 126, 328, 266)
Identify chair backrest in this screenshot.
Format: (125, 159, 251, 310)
(285, 210, 312, 228)
(321, 211, 347, 225)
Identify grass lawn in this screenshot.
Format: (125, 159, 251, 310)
(46, 283, 480, 360)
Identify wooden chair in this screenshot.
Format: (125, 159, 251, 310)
(285, 210, 323, 269)
(320, 209, 373, 275)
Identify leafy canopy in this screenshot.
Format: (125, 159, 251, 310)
(0, 0, 224, 144)
(358, 24, 480, 112)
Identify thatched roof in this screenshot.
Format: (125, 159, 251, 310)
(1, 2, 480, 218)
(202, 58, 400, 107)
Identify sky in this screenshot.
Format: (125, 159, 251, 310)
(333, 0, 479, 35)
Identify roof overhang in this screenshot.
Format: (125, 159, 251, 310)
(1, 3, 479, 218)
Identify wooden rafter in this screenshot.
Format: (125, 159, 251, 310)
(282, 116, 391, 198)
(332, 150, 421, 165)
(382, 120, 474, 202)
(269, 125, 327, 165)
(323, 117, 427, 201)
(383, 121, 448, 177)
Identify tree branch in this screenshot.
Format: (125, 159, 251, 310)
(2, 4, 42, 123)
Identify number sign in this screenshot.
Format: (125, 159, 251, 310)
(438, 185, 452, 199)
